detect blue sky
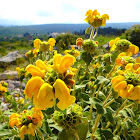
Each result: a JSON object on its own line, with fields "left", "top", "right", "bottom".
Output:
{"left": 0, "top": 0, "right": 140, "bottom": 25}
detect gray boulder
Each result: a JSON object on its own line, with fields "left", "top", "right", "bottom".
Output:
{"left": 0, "top": 70, "right": 18, "bottom": 80}
{"left": 0, "top": 51, "right": 25, "bottom": 68}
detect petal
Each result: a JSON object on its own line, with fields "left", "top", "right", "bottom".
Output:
{"left": 102, "top": 14, "right": 109, "bottom": 20}
{"left": 134, "top": 45, "right": 139, "bottom": 55}
{"left": 9, "top": 118, "right": 19, "bottom": 128}
{"left": 115, "top": 37, "right": 120, "bottom": 42}
{"left": 118, "top": 52, "right": 126, "bottom": 57}
{"left": 126, "top": 84, "right": 134, "bottom": 97}
{"left": 36, "top": 83, "right": 54, "bottom": 108}
{"left": 118, "top": 89, "right": 128, "bottom": 99}
{"left": 85, "top": 9, "right": 93, "bottom": 16}
{"left": 114, "top": 81, "right": 127, "bottom": 92}
{"left": 53, "top": 54, "right": 62, "bottom": 70}
{"left": 24, "top": 77, "right": 44, "bottom": 99}
{"left": 135, "top": 67, "right": 140, "bottom": 74}
{"left": 35, "top": 59, "right": 48, "bottom": 72}
{"left": 48, "top": 38, "right": 56, "bottom": 46}
{"left": 9, "top": 113, "right": 19, "bottom": 120}
{"left": 111, "top": 75, "right": 125, "bottom": 89}
{"left": 125, "top": 63, "right": 133, "bottom": 71}
{"left": 127, "top": 45, "right": 135, "bottom": 56}
{"left": 19, "top": 125, "right": 27, "bottom": 139}
{"left": 128, "top": 86, "right": 140, "bottom": 100}
{"left": 110, "top": 44, "right": 116, "bottom": 52}
{"left": 136, "top": 57, "right": 140, "bottom": 63}
{"left": 34, "top": 39, "right": 41, "bottom": 49}
{"left": 133, "top": 63, "right": 140, "bottom": 71}
{"left": 58, "top": 54, "right": 76, "bottom": 74}
{"left": 92, "top": 9, "right": 98, "bottom": 16}
{"left": 109, "top": 40, "right": 115, "bottom": 47}
{"left": 116, "top": 58, "right": 121, "bottom": 65}
{"left": 53, "top": 79, "right": 76, "bottom": 110}
{"left": 26, "top": 65, "right": 45, "bottom": 78}
{"left": 28, "top": 123, "right": 36, "bottom": 136}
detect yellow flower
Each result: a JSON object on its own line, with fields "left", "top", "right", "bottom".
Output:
{"left": 24, "top": 77, "right": 76, "bottom": 110}
{"left": 111, "top": 72, "right": 140, "bottom": 101}
{"left": 0, "top": 84, "right": 7, "bottom": 97}
{"left": 115, "top": 52, "right": 136, "bottom": 67}
{"left": 84, "top": 9, "right": 109, "bottom": 27}
{"left": 136, "top": 57, "right": 140, "bottom": 63}
{"left": 48, "top": 38, "right": 56, "bottom": 51}
{"left": 25, "top": 49, "right": 39, "bottom": 58}
{"left": 34, "top": 39, "right": 41, "bottom": 49}
{"left": 109, "top": 38, "right": 139, "bottom": 56}
{"left": 125, "top": 63, "right": 140, "bottom": 74}
{"left": 109, "top": 37, "right": 120, "bottom": 51}
{"left": 76, "top": 38, "right": 83, "bottom": 49}
{"left": 26, "top": 59, "right": 48, "bottom": 78}
{"left": 53, "top": 54, "right": 76, "bottom": 74}
{"left": 64, "top": 49, "right": 80, "bottom": 58}
{"left": 9, "top": 108, "right": 43, "bottom": 139}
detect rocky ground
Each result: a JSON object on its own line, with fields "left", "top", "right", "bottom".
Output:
{"left": 0, "top": 51, "right": 26, "bottom": 111}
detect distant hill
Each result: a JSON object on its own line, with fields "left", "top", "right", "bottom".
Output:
{"left": 0, "top": 22, "right": 140, "bottom": 36}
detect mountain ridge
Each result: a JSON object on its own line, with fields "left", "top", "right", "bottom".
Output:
{"left": 0, "top": 22, "right": 139, "bottom": 36}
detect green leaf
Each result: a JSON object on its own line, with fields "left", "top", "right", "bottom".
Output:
{"left": 110, "top": 101, "right": 120, "bottom": 110}
{"left": 44, "top": 121, "right": 52, "bottom": 134}
{"left": 85, "top": 26, "right": 91, "bottom": 34}
{"left": 125, "top": 134, "right": 134, "bottom": 140}
{"left": 58, "top": 129, "right": 75, "bottom": 140}
{"left": 100, "top": 129, "right": 113, "bottom": 139}
{"left": 75, "top": 84, "right": 86, "bottom": 90}
{"left": 49, "top": 124, "right": 63, "bottom": 132}
{"left": 42, "top": 107, "right": 54, "bottom": 115}
{"left": 95, "top": 103, "right": 106, "bottom": 114}
{"left": 98, "top": 91, "right": 106, "bottom": 101}
{"left": 79, "top": 93, "right": 90, "bottom": 101}
{"left": 76, "top": 117, "right": 88, "bottom": 140}
{"left": 104, "top": 108, "right": 114, "bottom": 123}
{"left": 81, "top": 51, "right": 92, "bottom": 66}
{"left": 0, "top": 129, "right": 12, "bottom": 136}
{"left": 113, "top": 135, "right": 121, "bottom": 140}
{"left": 94, "top": 76, "right": 110, "bottom": 85}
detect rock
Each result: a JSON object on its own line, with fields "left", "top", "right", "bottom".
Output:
{"left": 0, "top": 51, "right": 25, "bottom": 68}
{"left": 0, "top": 70, "right": 18, "bottom": 80}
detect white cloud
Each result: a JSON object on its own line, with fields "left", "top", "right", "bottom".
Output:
{"left": 0, "top": 0, "right": 140, "bottom": 25}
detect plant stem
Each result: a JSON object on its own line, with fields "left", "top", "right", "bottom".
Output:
{"left": 103, "top": 87, "right": 113, "bottom": 106}
{"left": 92, "top": 88, "right": 113, "bottom": 134}
{"left": 90, "top": 27, "right": 95, "bottom": 40}
{"left": 96, "top": 82, "right": 104, "bottom": 98}
{"left": 74, "top": 132, "right": 80, "bottom": 140}
{"left": 72, "top": 61, "right": 83, "bottom": 96}
{"left": 92, "top": 114, "right": 101, "bottom": 134}
{"left": 104, "top": 99, "right": 115, "bottom": 109}
{"left": 93, "top": 28, "right": 98, "bottom": 40}
{"left": 106, "top": 63, "right": 116, "bottom": 79}
{"left": 105, "top": 99, "right": 128, "bottom": 129}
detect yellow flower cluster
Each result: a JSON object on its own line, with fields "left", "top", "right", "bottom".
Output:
{"left": 9, "top": 108, "right": 44, "bottom": 139}
{"left": 116, "top": 52, "right": 136, "bottom": 67}
{"left": 53, "top": 104, "right": 83, "bottom": 130}
{"left": 109, "top": 38, "right": 139, "bottom": 56}
{"left": 112, "top": 55, "right": 140, "bottom": 102}
{"left": 24, "top": 54, "right": 76, "bottom": 110}
{"left": 0, "top": 82, "right": 8, "bottom": 97}
{"left": 84, "top": 9, "right": 109, "bottom": 27}
{"left": 25, "top": 49, "right": 39, "bottom": 59}
{"left": 82, "top": 39, "right": 98, "bottom": 53}
{"left": 34, "top": 38, "right": 56, "bottom": 52}
{"left": 64, "top": 46, "right": 80, "bottom": 57}
{"left": 16, "top": 67, "right": 29, "bottom": 81}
